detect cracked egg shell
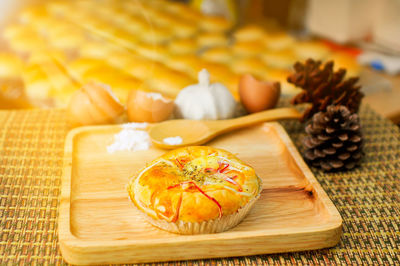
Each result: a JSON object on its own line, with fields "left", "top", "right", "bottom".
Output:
{"left": 239, "top": 74, "right": 281, "bottom": 113}
{"left": 67, "top": 82, "right": 125, "bottom": 127}
{"left": 127, "top": 90, "right": 174, "bottom": 123}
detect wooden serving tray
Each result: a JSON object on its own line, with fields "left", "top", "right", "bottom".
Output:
{"left": 60, "top": 122, "right": 342, "bottom": 265}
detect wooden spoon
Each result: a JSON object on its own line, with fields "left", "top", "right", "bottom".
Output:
{"left": 149, "top": 107, "right": 302, "bottom": 149}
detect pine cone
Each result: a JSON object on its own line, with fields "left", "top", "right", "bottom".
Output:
{"left": 288, "top": 59, "right": 364, "bottom": 121}
{"left": 303, "top": 105, "right": 362, "bottom": 171}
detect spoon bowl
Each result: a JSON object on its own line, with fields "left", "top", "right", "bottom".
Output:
{"left": 150, "top": 119, "right": 212, "bottom": 149}
{"left": 149, "top": 107, "right": 302, "bottom": 149}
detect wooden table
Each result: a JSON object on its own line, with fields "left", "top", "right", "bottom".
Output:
{"left": 362, "top": 69, "right": 400, "bottom": 124}
{"left": 0, "top": 106, "right": 399, "bottom": 265}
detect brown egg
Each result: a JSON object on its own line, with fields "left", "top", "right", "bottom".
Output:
{"left": 127, "top": 90, "right": 174, "bottom": 123}
{"left": 239, "top": 74, "right": 281, "bottom": 113}
{"left": 67, "top": 82, "right": 125, "bottom": 127}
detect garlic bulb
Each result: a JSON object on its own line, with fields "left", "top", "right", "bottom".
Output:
{"left": 174, "top": 69, "right": 236, "bottom": 120}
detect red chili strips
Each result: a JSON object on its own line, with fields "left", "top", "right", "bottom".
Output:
{"left": 167, "top": 181, "right": 222, "bottom": 218}
{"left": 175, "top": 158, "right": 183, "bottom": 169}
{"left": 224, "top": 177, "right": 243, "bottom": 192}
{"left": 190, "top": 181, "right": 223, "bottom": 218}
{"left": 219, "top": 163, "right": 229, "bottom": 173}
{"left": 204, "top": 168, "right": 217, "bottom": 173}
{"left": 155, "top": 193, "right": 183, "bottom": 223}
{"left": 171, "top": 193, "right": 183, "bottom": 223}
{"left": 205, "top": 162, "right": 230, "bottom": 174}
{"left": 217, "top": 161, "right": 230, "bottom": 173}
{"left": 167, "top": 181, "right": 190, "bottom": 190}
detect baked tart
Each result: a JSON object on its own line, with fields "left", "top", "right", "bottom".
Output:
{"left": 127, "top": 146, "right": 262, "bottom": 234}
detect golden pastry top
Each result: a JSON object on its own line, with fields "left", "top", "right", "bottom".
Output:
{"left": 139, "top": 26, "right": 173, "bottom": 44}
{"left": 168, "top": 38, "right": 198, "bottom": 55}
{"left": 231, "top": 41, "right": 267, "bottom": 57}
{"left": 128, "top": 146, "right": 261, "bottom": 223}
{"left": 0, "top": 53, "right": 23, "bottom": 77}
{"left": 200, "top": 16, "right": 232, "bottom": 33}
{"left": 201, "top": 47, "right": 233, "bottom": 64}
{"left": 261, "top": 49, "right": 297, "bottom": 70}
{"left": 18, "top": 6, "right": 48, "bottom": 24}
{"left": 0, "top": 0, "right": 359, "bottom": 108}
{"left": 134, "top": 43, "right": 170, "bottom": 62}
{"left": 196, "top": 32, "right": 229, "bottom": 48}
{"left": 231, "top": 57, "right": 271, "bottom": 79}
{"left": 293, "top": 41, "right": 331, "bottom": 61}
{"left": 233, "top": 25, "right": 267, "bottom": 42}
{"left": 263, "top": 32, "right": 295, "bottom": 51}
{"left": 169, "top": 20, "right": 198, "bottom": 39}
{"left": 163, "top": 54, "right": 200, "bottom": 76}
{"left": 146, "top": 67, "right": 195, "bottom": 98}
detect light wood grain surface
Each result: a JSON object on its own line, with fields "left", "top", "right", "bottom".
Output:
{"left": 59, "top": 122, "right": 342, "bottom": 265}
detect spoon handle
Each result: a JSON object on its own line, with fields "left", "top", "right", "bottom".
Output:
{"left": 214, "top": 108, "right": 302, "bottom": 133}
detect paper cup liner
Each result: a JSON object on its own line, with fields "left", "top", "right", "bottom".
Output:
{"left": 137, "top": 192, "right": 261, "bottom": 235}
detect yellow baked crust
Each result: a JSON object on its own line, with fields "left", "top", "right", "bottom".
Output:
{"left": 128, "top": 146, "right": 261, "bottom": 223}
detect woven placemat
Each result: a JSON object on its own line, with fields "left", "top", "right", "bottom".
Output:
{"left": 0, "top": 105, "right": 399, "bottom": 265}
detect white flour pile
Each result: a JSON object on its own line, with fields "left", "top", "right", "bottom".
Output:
{"left": 121, "top": 122, "right": 148, "bottom": 129}
{"left": 107, "top": 123, "right": 151, "bottom": 153}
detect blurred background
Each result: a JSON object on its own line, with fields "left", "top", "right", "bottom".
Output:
{"left": 0, "top": 0, "right": 399, "bottom": 123}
